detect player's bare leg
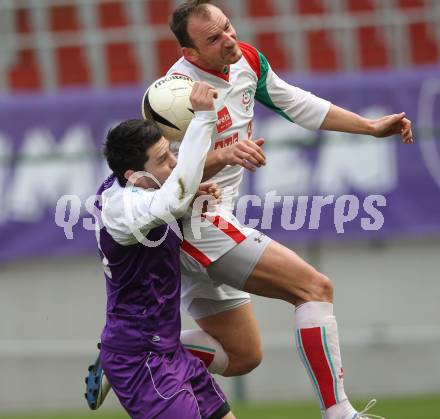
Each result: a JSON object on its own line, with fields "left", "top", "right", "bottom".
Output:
{"left": 242, "top": 239, "right": 374, "bottom": 419}
{"left": 195, "top": 302, "right": 262, "bottom": 377}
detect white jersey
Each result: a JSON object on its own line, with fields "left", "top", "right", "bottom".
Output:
{"left": 100, "top": 111, "right": 216, "bottom": 245}
{"left": 167, "top": 42, "right": 331, "bottom": 266}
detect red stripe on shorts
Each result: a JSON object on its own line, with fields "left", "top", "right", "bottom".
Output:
{"left": 300, "top": 327, "right": 337, "bottom": 409}
{"left": 203, "top": 214, "right": 246, "bottom": 244}
{"left": 181, "top": 240, "right": 212, "bottom": 267}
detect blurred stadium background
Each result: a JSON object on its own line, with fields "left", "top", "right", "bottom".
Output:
{"left": 0, "top": 0, "right": 439, "bottom": 417}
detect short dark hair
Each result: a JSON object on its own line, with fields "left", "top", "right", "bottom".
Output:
{"left": 104, "top": 119, "right": 163, "bottom": 186}
{"left": 170, "top": 0, "right": 218, "bottom": 48}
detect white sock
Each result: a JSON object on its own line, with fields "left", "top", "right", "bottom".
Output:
{"left": 180, "top": 329, "right": 229, "bottom": 375}
{"left": 295, "top": 302, "right": 356, "bottom": 419}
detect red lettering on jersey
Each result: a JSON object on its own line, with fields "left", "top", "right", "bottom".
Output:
{"left": 171, "top": 72, "right": 193, "bottom": 81}
{"left": 247, "top": 121, "right": 253, "bottom": 139}
{"left": 216, "top": 107, "right": 233, "bottom": 133}
{"left": 214, "top": 140, "right": 224, "bottom": 150}
{"left": 214, "top": 133, "right": 239, "bottom": 150}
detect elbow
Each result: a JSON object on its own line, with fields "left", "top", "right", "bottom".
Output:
{"left": 172, "top": 196, "right": 194, "bottom": 220}
{"left": 173, "top": 206, "right": 188, "bottom": 220}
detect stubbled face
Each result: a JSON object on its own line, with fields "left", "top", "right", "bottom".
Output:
{"left": 185, "top": 5, "right": 242, "bottom": 71}
{"left": 128, "top": 137, "right": 177, "bottom": 189}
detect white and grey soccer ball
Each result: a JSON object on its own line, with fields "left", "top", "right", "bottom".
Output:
{"left": 141, "top": 74, "right": 195, "bottom": 141}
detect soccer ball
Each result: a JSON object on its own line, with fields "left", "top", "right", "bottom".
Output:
{"left": 141, "top": 74, "right": 195, "bottom": 141}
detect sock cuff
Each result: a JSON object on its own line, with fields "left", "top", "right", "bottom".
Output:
{"left": 180, "top": 329, "right": 229, "bottom": 375}
{"left": 295, "top": 301, "right": 334, "bottom": 328}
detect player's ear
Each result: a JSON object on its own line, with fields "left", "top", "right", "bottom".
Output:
{"left": 182, "top": 46, "right": 198, "bottom": 62}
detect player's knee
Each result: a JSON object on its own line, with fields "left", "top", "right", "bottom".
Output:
{"left": 245, "top": 345, "right": 263, "bottom": 372}
{"left": 308, "top": 272, "right": 333, "bottom": 302}
{"left": 237, "top": 349, "right": 262, "bottom": 375}
{"left": 320, "top": 273, "right": 333, "bottom": 301}
{"left": 225, "top": 345, "right": 262, "bottom": 376}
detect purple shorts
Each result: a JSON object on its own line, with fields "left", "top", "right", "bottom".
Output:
{"left": 101, "top": 344, "right": 229, "bottom": 419}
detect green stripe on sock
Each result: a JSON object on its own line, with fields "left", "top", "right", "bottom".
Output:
{"left": 183, "top": 343, "right": 216, "bottom": 354}
{"left": 322, "top": 326, "right": 340, "bottom": 404}
{"left": 296, "top": 329, "right": 325, "bottom": 409}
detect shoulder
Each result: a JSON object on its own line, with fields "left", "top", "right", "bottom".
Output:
{"left": 101, "top": 182, "right": 125, "bottom": 222}
{"left": 101, "top": 184, "right": 155, "bottom": 241}
{"left": 167, "top": 57, "right": 197, "bottom": 79}
{"left": 238, "top": 41, "right": 262, "bottom": 79}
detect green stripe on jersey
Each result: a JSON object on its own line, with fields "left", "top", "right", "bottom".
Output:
{"left": 255, "top": 51, "right": 293, "bottom": 123}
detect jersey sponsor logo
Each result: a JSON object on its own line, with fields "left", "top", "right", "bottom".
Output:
{"left": 242, "top": 88, "right": 254, "bottom": 112}
{"left": 216, "top": 106, "right": 233, "bottom": 133}
{"left": 214, "top": 133, "right": 239, "bottom": 150}
{"left": 155, "top": 73, "right": 193, "bottom": 88}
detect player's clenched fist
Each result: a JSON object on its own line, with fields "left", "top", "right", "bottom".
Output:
{"left": 192, "top": 182, "right": 222, "bottom": 214}
{"left": 190, "top": 81, "right": 219, "bottom": 112}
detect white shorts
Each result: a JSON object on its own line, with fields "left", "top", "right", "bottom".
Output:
{"left": 180, "top": 230, "right": 271, "bottom": 320}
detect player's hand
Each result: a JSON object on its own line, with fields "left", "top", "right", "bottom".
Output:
{"left": 191, "top": 183, "right": 221, "bottom": 213}
{"left": 220, "top": 138, "right": 266, "bottom": 172}
{"left": 198, "top": 182, "right": 221, "bottom": 201}
{"left": 190, "top": 81, "right": 219, "bottom": 112}
{"left": 370, "top": 112, "right": 413, "bottom": 144}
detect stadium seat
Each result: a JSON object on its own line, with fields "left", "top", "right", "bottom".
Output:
{"left": 356, "top": 26, "right": 389, "bottom": 69}
{"left": 156, "top": 39, "right": 181, "bottom": 78}
{"left": 297, "top": 0, "right": 326, "bottom": 15}
{"left": 54, "top": 46, "right": 90, "bottom": 87}
{"left": 397, "top": 0, "right": 439, "bottom": 64}
{"left": 8, "top": 49, "right": 41, "bottom": 91}
{"left": 346, "top": 0, "right": 376, "bottom": 13}
{"left": 406, "top": 22, "right": 439, "bottom": 65}
{"left": 147, "top": 0, "right": 173, "bottom": 24}
{"left": 97, "top": 2, "right": 140, "bottom": 85}
{"left": 246, "top": 0, "right": 289, "bottom": 71}
{"left": 295, "top": 1, "right": 338, "bottom": 71}
{"left": 49, "top": 4, "right": 79, "bottom": 31}
{"left": 306, "top": 30, "right": 338, "bottom": 71}
{"left": 247, "top": 0, "right": 276, "bottom": 17}
{"left": 15, "top": 6, "right": 32, "bottom": 33}
{"left": 8, "top": 8, "right": 41, "bottom": 90}
{"left": 97, "top": 1, "right": 128, "bottom": 28}
{"left": 255, "top": 33, "right": 290, "bottom": 72}
{"left": 145, "top": 0, "right": 181, "bottom": 77}
{"left": 346, "top": 0, "right": 389, "bottom": 69}
{"left": 397, "top": 0, "right": 426, "bottom": 9}
{"left": 105, "top": 43, "right": 140, "bottom": 86}
{"left": 49, "top": 5, "right": 90, "bottom": 87}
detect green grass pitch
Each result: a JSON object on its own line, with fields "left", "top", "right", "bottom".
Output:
{"left": 0, "top": 396, "right": 439, "bottom": 419}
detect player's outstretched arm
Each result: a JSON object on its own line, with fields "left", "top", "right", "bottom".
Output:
{"left": 320, "top": 104, "right": 413, "bottom": 144}
{"left": 250, "top": 45, "right": 413, "bottom": 144}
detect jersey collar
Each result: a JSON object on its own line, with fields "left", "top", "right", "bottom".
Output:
{"left": 187, "top": 59, "right": 230, "bottom": 82}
